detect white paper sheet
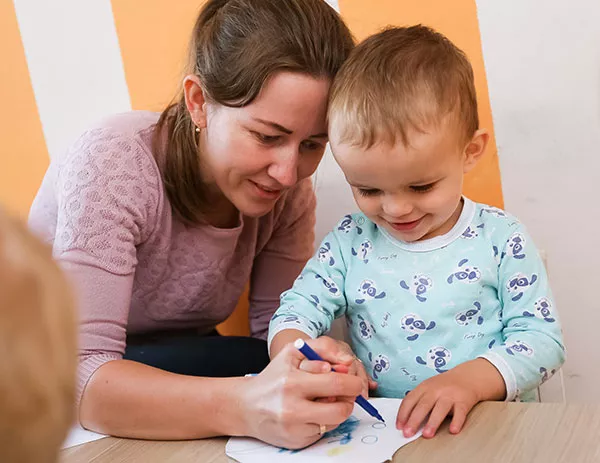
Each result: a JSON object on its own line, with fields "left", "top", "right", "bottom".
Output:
{"left": 61, "top": 424, "right": 107, "bottom": 449}
{"left": 226, "top": 398, "right": 421, "bottom": 463}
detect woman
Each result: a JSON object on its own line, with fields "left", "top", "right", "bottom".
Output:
{"left": 29, "top": 0, "right": 363, "bottom": 450}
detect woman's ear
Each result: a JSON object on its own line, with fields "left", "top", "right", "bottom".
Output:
{"left": 463, "top": 129, "right": 490, "bottom": 174}
{"left": 183, "top": 74, "right": 208, "bottom": 129}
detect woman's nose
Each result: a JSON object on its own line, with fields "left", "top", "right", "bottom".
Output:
{"left": 268, "top": 148, "right": 299, "bottom": 187}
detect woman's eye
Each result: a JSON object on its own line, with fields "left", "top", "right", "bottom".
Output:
{"left": 410, "top": 183, "right": 435, "bottom": 193}
{"left": 358, "top": 188, "right": 381, "bottom": 197}
{"left": 253, "top": 132, "right": 280, "bottom": 144}
{"left": 301, "top": 140, "right": 324, "bottom": 151}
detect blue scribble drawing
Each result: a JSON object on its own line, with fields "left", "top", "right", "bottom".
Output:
{"left": 278, "top": 447, "right": 302, "bottom": 454}
{"left": 323, "top": 415, "right": 360, "bottom": 445}
{"left": 276, "top": 417, "right": 360, "bottom": 454}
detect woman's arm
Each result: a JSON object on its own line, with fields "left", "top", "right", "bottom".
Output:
{"left": 80, "top": 360, "right": 249, "bottom": 439}
{"left": 81, "top": 343, "right": 364, "bottom": 448}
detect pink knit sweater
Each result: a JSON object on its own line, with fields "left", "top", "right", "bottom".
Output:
{"left": 29, "top": 111, "right": 316, "bottom": 404}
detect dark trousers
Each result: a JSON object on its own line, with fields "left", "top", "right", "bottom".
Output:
{"left": 123, "top": 329, "right": 269, "bottom": 377}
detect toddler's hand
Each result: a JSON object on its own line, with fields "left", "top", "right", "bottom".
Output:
{"left": 396, "top": 358, "right": 505, "bottom": 439}
{"left": 298, "top": 336, "right": 377, "bottom": 398}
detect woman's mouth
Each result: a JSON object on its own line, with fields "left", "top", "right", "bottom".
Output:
{"left": 251, "top": 181, "right": 282, "bottom": 200}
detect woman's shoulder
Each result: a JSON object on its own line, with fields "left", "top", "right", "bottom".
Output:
{"left": 49, "top": 111, "right": 166, "bottom": 249}
{"left": 58, "top": 111, "right": 163, "bottom": 187}
{"left": 90, "top": 111, "right": 160, "bottom": 138}
{"left": 64, "top": 111, "right": 160, "bottom": 158}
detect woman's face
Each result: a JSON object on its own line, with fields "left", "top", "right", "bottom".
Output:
{"left": 196, "top": 72, "right": 330, "bottom": 219}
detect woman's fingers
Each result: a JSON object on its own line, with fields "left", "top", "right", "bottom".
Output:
{"left": 292, "top": 399, "right": 355, "bottom": 430}
{"left": 296, "top": 370, "right": 363, "bottom": 399}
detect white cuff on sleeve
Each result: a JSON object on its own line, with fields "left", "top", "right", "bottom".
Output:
{"left": 478, "top": 352, "right": 518, "bottom": 401}
{"left": 267, "top": 323, "right": 315, "bottom": 358}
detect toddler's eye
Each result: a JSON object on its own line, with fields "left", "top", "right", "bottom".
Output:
{"left": 357, "top": 188, "right": 381, "bottom": 197}
{"left": 410, "top": 183, "right": 435, "bottom": 193}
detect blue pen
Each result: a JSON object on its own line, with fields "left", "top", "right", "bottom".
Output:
{"left": 294, "top": 339, "right": 385, "bottom": 423}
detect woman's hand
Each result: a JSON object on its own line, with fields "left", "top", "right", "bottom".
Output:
{"left": 239, "top": 341, "right": 364, "bottom": 449}
{"left": 296, "top": 336, "right": 377, "bottom": 398}
{"left": 396, "top": 358, "right": 506, "bottom": 439}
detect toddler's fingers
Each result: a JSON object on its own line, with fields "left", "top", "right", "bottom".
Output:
{"left": 352, "top": 360, "right": 371, "bottom": 398}
{"left": 449, "top": 403, "right": 469, "bottom": 434}
{"left": 403, "top": 397, "right": 434, "bottom": 438}
{"left": 423, "top": 399, "right": 453, "bottom": 438}
{"left": 396, "top": 390, "right": 420, "bottom": 428}
{"left": 331, "top": 363, "right": 350, "bottom": 374}
{"left": 299, "top": 359, "right": 331, "bottom": 374}
{"left": 307, "top": 337, "right": 354, "bottom": 365}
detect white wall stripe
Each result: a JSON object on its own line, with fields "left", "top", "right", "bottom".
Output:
{"left": 13, "top": 0, "right": 131, "bottom": 159}
{"left": 325, "top": 0, "right": 340, "bottom": 13}
{"left": 476, "top": 0, "right": 600, "bottom": 402}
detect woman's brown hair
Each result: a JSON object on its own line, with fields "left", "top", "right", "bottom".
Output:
{"left": 154, "top": 0, "right": 354, "bottom": 224}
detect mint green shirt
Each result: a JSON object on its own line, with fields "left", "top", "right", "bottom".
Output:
{"left": 268, "top": 198, "right": 565, "bottom": 400}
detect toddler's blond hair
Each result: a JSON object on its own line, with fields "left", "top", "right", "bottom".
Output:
{"left": 329, "top": 25, "right": 479, "bottom": 149}
{"left": 0, "top": 210, "right": 76, "bottom": 463}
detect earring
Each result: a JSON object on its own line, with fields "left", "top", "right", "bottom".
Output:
{"left": 195, "top": 126, "right": 200, "bottom": 133}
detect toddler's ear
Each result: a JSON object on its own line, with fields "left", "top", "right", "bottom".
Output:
{"left": 463, "top": 129, "right": 489, "bottom": 173}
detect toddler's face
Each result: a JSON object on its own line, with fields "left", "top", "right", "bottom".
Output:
{"left": 331, "top": 122, "right": 486, "bottom": 242}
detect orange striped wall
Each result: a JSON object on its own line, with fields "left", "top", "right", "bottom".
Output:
{"left": 113, "top": 0, "right": 504, "bottom": 336}
{"left": 339, "top": 0, "right": 503, "bottom": 208}
{"left": 0, "top": 0, "right": 49, "bottom": 219}
{"left": 111, "top": 1, "right": 204, "bottom": 111}
{"left": 3, "top": 0, "right": 503, "bottom": 335}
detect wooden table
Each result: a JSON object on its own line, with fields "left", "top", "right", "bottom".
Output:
{"left": 61, "top": 401, "right": 600, "bottom": 462}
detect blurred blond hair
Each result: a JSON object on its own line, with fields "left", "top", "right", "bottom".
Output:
{"left": 0, "top": 209, "right": 77, "bottom": 463}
